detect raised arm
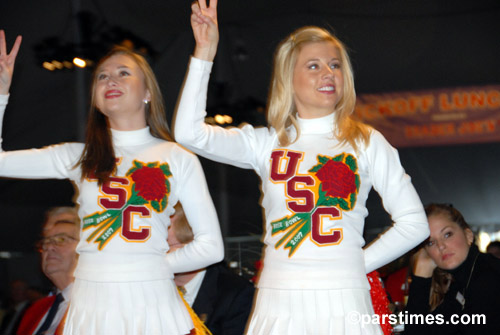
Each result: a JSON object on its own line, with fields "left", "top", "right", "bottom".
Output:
{"left": 191, "top": 0, "right": 219, "bottom": 62}
{"left": 0, "top": 30, "right": 22, "bottom": 149}
{"left": 0, "top": 30, "right": 22, "bottom": 95}
{"left": 175, "top": 0, "right": 268, "bottom": 170}
{"left": 0, "top": 30, "right": 81, "bottom": 180}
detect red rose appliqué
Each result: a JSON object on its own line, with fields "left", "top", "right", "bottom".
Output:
{"left": 131, "top": 166, "right": 167, "bottom": 202}
{"left": 315, "top": 160, "right": 356, "bottom": 199}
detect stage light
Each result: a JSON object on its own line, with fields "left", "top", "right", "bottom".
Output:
{"left": 214, "top": 114, "right": 225, "bottom": 124}
{"left": 52, "top": 60, "right": 63, "bottom": 70}
{"left": 478, "top": 231, "right": 491, "bottom": 252}
{"left": 73, "top": 57, "right": 86, "bottom": 68}
{"left": 42, "top": 61, "right": 56, "bottom": 71}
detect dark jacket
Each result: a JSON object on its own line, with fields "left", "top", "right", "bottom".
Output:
{"left": 192, "top": 262, "right": 255, "bottom": 335}
{"left": 404, "top": 244, "right": 500, "bottom": 334}
{"left": 0, "top": 301, "right": 31, "bottom": 335}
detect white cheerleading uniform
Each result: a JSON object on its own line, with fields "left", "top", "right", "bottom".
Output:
{"left": 174, "top": 57, "right": 430, "bottom": 334}
{"left": 0, "top": 94, "right": 224, "bottom": 335}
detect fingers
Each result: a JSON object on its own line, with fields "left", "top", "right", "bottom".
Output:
{"left": 198, "top": 0, "right": 218, "bottom": 9}
{"left": 191, "top": 2, "right": 215, "bottom": 26}
{"left": 191, "top": 1, "right": 203, "bottom": 20}
{"left": 0, "top": 30, "right": 6, "bottom": 56}
{"left": 191, "top": 6, "right": 205, "bottom": 25}
{"left": 9, "top": 36, "right": 22, "bottom": 61}
{"left": 192, "top": 1, "right": 201, "bottom": 12}
{"left": 191, "top": 2, "right": 201, "bottom": 16}
{"left": 0, "top": 30, "right": 22, "bottom": 60}
{"left": 197, "top": 0, "right": 206, "bottom": 9}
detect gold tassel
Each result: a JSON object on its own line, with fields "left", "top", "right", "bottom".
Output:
{"left": 178, "top": 287, "right": 213, "bottom": 335}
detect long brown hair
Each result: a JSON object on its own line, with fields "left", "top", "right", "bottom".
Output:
{"left": 267, "top": 26, "right": 370, "bottom": 151}
{"left": 78, "top": 46, "right": 172, "bottom": 185}
{"left": 425, "top": 203, "right": 473, "bottom": 311}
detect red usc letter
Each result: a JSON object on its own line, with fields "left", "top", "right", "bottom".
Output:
{"left": 270, "top": 150, "right": 303, "bottom": 182}
{"left": 121, "top": 205, "right": 151, "bottom": 241}
{"left": 287, "top": 176, "right": 315, "bottom": 213}
{"left": 100, "top": 177, "right": 129, "bottom": 209}
{"left": 311, "top": 207, "right": 342, "bottom": 245}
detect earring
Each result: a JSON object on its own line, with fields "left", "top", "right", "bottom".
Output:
{"left": 144, "top": 99, "right": 150, "bottom": 104}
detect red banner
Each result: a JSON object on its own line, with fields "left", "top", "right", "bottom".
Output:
{"left": 355, "top": 85, "right": 500, "bottom": 147}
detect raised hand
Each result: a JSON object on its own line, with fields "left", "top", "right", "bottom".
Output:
{"left": 191, "top": 0, "right": 218, "bottom": 61}
{"left": 0, "top": 30, "right": 22, "bottom": 95}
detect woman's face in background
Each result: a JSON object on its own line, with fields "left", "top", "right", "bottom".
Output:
{"left": 425, "top": 214, "right": 474, "bottom": 270}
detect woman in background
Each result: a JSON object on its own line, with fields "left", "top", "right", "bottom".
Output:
{"left": 405, "top": 203, "right": 500, "bottom": 334}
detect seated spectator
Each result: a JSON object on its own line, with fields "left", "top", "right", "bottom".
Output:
{"left": 486, "top": 240, "right": 500, "bottom": 259}
{"left": 404, "top": 203, "right": 500, "bottom": 335}
{"left": 168, "top": 203, "right": 255, "bottom": 335}
{"left": 0, "top": 280, "right": 31, "bottom": 335}
{"left": 17, "top": 207, "right": 79, "bottom": 335}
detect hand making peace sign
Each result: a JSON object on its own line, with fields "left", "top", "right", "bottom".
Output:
{"left": 191, "top": 0, "right": 219, "bottom": 61}
{"left": 0, "top": 30, "right": 22, "bottom": 95}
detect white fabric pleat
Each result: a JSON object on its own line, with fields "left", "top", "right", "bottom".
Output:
{"left": 246, "top": 288, "right": 383, "bottom": 335}
{"left": 63, "top": 278, "right": 193, "bottom": 335}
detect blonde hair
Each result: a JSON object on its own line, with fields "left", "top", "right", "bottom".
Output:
{"left": 267, "top": 26, "right": 370, "bottom": 151}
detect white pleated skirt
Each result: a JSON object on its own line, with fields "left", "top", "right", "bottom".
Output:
{"left": 63, "top": 278, "right": 193, "bottom": 335}
{"left": 246, "top": 288, "right": 383, "bottom": 335}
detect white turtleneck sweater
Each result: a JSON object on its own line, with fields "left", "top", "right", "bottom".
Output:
{"left": 175, "top": 57, "right": 429, "bottom": 290}
{"left": 0, "top": 94, "right": 223, "bottom": 282}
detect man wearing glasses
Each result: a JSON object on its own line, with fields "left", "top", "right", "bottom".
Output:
{"left": 17, "top": 207, "right": 79, "bottom": 335}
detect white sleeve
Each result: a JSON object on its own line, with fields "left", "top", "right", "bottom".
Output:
{"left": 164, "top": 147, "right": 224, "bottom": 273}
{"left": 0, "top": 95, "right": 8, "bottom": 150}
{"left": 363, "top": 131, "right": 429, "bottom": 273}
{"left": 0, "top": 94, "right": 80, "bottom": 180}
{"left": 174, "top": 57, "right": 266, "bottom": 171}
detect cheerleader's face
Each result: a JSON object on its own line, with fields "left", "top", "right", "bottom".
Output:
{"left": 292, "top": 41, "right": 344, "bottom": 119}
{"left": 94, "top": 54, "right": 150, "bottom": 130}
{"left": 425, "top": 214, "right": 474, "bottom": 270}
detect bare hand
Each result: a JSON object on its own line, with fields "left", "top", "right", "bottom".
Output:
{"left": 0, "top": 30, "right": 22, "bottom": 95}
{"left": 411, "top": 247, "right": 437, "bottom": 278}
{"left": 191, "top": 0, "right": 218, "bottom": 61}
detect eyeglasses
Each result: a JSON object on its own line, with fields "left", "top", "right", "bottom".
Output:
{"left": 36, "top": 233, "right": 79, "bottom": 252}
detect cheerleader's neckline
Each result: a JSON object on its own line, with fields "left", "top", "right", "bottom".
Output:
{"left": 110, "top": 127, "right": 153, "bottom": 146}
{"left": 296, "top": 112, "right": 336, "bottom": 135}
